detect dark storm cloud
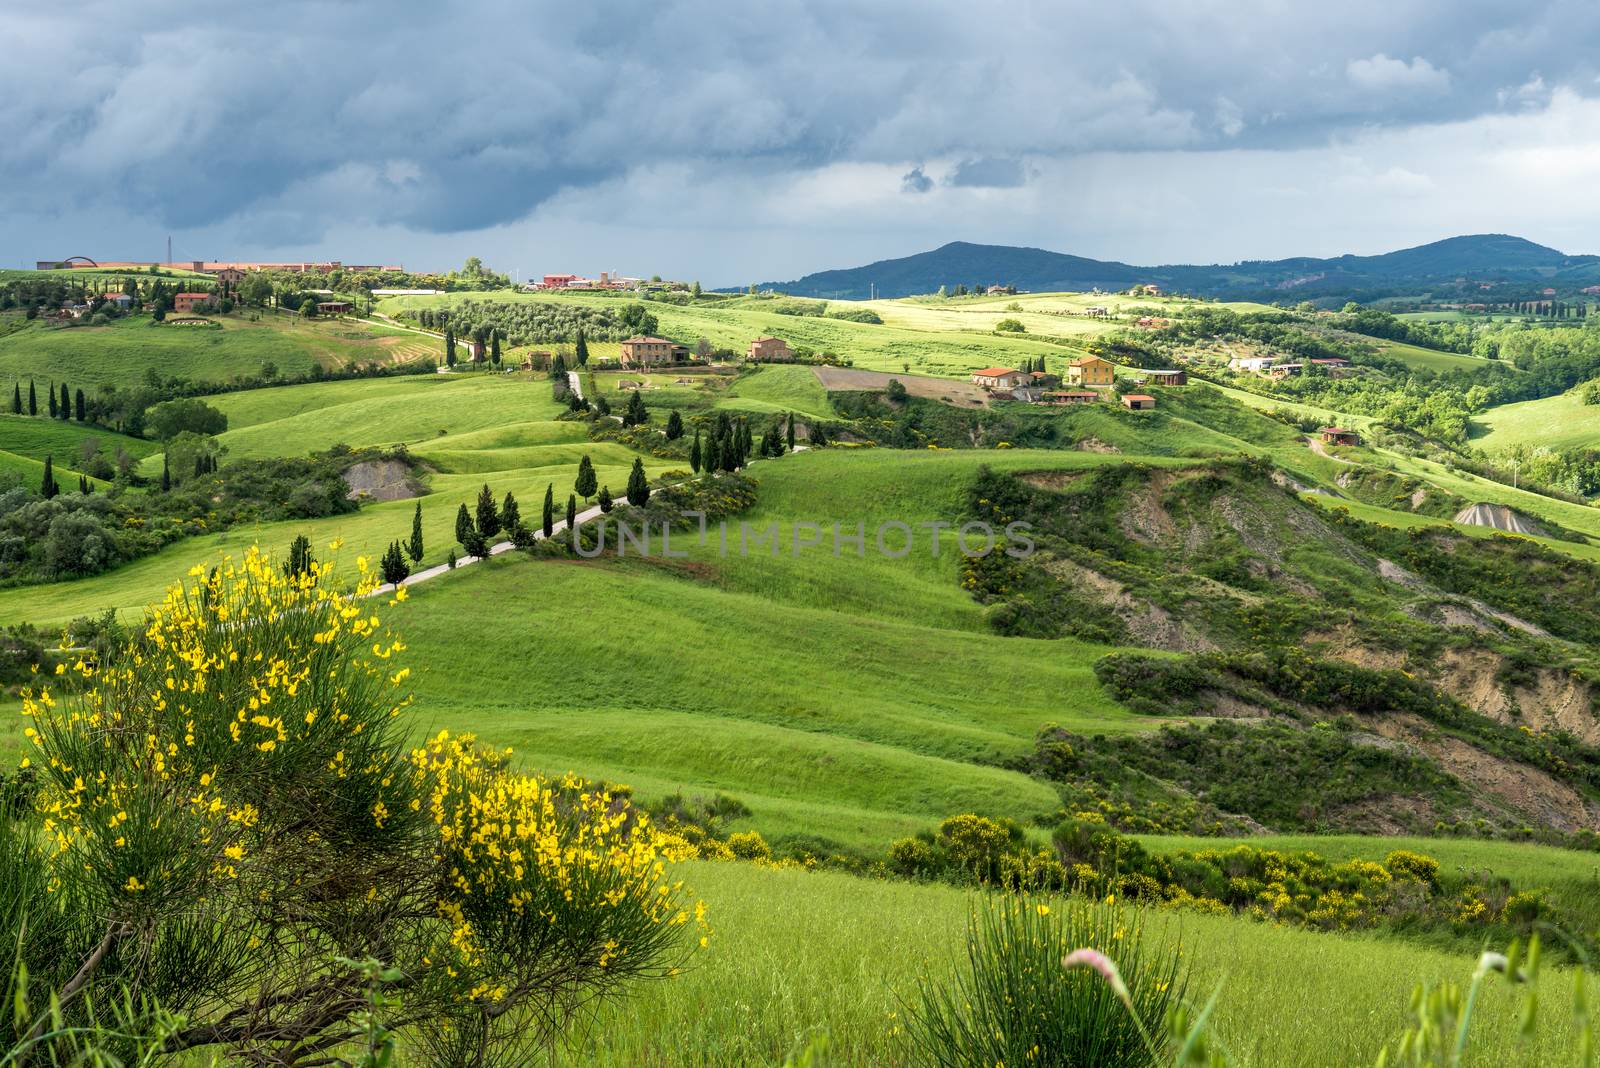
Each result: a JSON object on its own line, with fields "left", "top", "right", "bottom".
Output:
{"left": 4, "top": 0, "right": 1600, "bottom": 259}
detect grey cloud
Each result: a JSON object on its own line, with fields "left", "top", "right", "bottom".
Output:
{"left": 901, "top": 167, "right": 933, "bottom": 194}
{"left": 947, "top": 158, "right": 1027, "bottom": 189}
{"left": 4, "top": 0, "right": 1600, "bottom": 264}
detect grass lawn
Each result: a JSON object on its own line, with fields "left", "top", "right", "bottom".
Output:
{"left": 0, "top": 413, "right": 158, "bottom": 465}
{"left": 1371, "top": 338, "right": 1496, "bottom": 373}
{"left": 548, "top": 859, "right": 1593, "bottom": 1066}
{"left": 0, "top": 312, "right": 439, "bottom": 392}
{"left": 1474, "top": 386, "right": 1600, "bottom": 451}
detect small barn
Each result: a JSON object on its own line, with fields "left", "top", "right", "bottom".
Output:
{"left": 1320, "top": 427, "right": 1360, "bottom": 446}
{"left": 1140, "top": 369, "right": 1187, "bottom": 386}
{"left": 1120, "top": 394, "right": 1156, "bottom": 411}
{"left": 1044, "top": 391, "right": 1099, "bottom": 406}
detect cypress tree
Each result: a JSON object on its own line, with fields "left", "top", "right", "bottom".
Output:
{"left": 27, "top": 380, "right": 35, "bottom": 416}
{"left": 59, "top": 383, "right": 70, "bottom": 420}
{"left": 690, "top": 430, "right": 701, "bottom": 473}
{"left": 552, "top": 354, "right": 568, "bottom": 377}
{"left": 490, "top": 331, "right": 502, "bottom": 366}
{"left": 501, "top": 491, "right": 521, "bottom": 534}
{"left": 455, "top": 502, "right": 474, "bottom": 547}
{"left": 665, "top": 409, "right": 683, "bottom": 440}
{"left": 74, "top": 388, "right": 85, "bottom": 421}
{"left": 194, "top": 454, "right": 206, "bottom": 478}
{"left": 626, "top": 458, "right": 650, "bottom": 506}
{"left": 445, "top": 329, "right": 457, "bottom": 368}
{"left": 78, "top": 474, "right": 89, "bottom": 494}
{"left": 575, "top": 327, "right": 589, "bottom": 367}
{"left": 810, "top": 423, "right": 828, "bottom": 448}
{"left": 594, "top": 395, "right": 611, "bottom": 417}
{"left": 623, "top": 390, "right": 647, "bottom": 427}
{"left": 574, "top": 454, "right": 597, "bottom": 501}
{"left": 10, "top": 382, "right": 19, "bottom": 414}
{"left": 566, "top": 493, "right": 576, "bottom": 537}
{"left": 160, "top": 453, "right": 171, "bottom": 492}
{"left": 381, "top": 540, "right": 411, "bottom": 585}
{"left": 786, "top": 412, "right": 795, "bottom": 451}
{"left": 598, "top": 485, "right": 613, "bottom": 513}
{"left": 47, "top": 383, "right": 57, "bottom": 419}
{"left": 40, "top": 455, "right": 58, "bottom": 498}
{"left": 542, "top": 483, "right": 554, "bottom": 538}
{"left": 285, "top": 534, "right": 313, "bottom": 577}
{"left": 475, "top": 483, "right": 501, "bottom": 539}
{"left": 407, "top": 502, "right": 424, "bottom": 562}
{"left": 704, "top": 434, "right": 721, "bottom": 475}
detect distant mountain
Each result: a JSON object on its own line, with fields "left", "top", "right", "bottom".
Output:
{"left": 758, "top": 234, "right": 1600, "bottom": 301}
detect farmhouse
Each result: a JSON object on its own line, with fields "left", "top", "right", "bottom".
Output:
{"left": 1139, "top": 369, "right": 1187, "bottom": 386}
{"left": 1044, "top": 390, "right": 1099, "bottom": 406}
{"left": 620, "top": 336, "right": 687, "bottom": 368}
{"left": 1267, "top": 362, "right": 1304, "bottom": 378}
{"left": 172, "top": 292, "right": 210, "bottom": 314}
{"left": 98, "top": 293, "right": 132, "bottom": 309}
{"left": 747, "top": 336, "right": 793, "bottom": 361}
{"left": 1320, "top": 427, "right": 1360, "bottom": 446}
{"left": 1084, "top": 306, "right": 1110, "bottom": 318}
{"left": 212, "top": 267, "right": 246, "bottom": 284}
{"left": 1067, "top": 355, "right": 1115, "bottom": 387}
{"left": 1135, "top": 316, "right": 1169, "bottom": 329}
{"left": 1231, "top": 356, "right": 1275, "bottom": 373}
{"left": 970, "top": 367, "right": 1028, "bottom": 391}
{"left": 316, "top": 300, "right": 352, "bottom": 315}
{"left": 1121, "top": 394, "right": 1157, "bottom": 411}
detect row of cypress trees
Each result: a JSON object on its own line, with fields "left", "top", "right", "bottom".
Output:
{"left": 9, "top": 380, "right": 86, "bottom": 422}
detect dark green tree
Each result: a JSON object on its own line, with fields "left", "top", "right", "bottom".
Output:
{"left": 455, "top": 502, "right": 474, "bottom": 548}
{"left": 59, "top": 383, "right": 70, "bottom": 420}
{"left": 160, "top": 453, "right": 171, "bottom": 492}
{"left": 74, "top": 388, "right": 85, "bottom": 421}
{"left": 47, "top": 383, "right": 57, "bottom": 418}
{"left": 786, "top": 412, "right": 795, "bottom": 451}
{"left": 689, "top": 430, "right": 701, "bottom": 473}
{"left": 574, "top": 454, "right": 598, "bottom": 502}
{"left": 490, "top": 331, "right": 502, "bottom": 367}
{"left": 593, "top": 394, "right": 611, "bottom": 417}
{"left": 575, "top": 327, "right": 589, "bottom": 367}
{"left": 704, "top": 434, "right": 720, "bottom": 475}
{"left": 26, "top": 380, "right": 35, "bottom": 416}
{"left": 810, "top": 423, "right": 828, "bottom": 448}
{"left": 566, "top": 494, "right": 577, "bottom": 538}
{"left": 551, "top": 354, "right": 568, "bottom": 378}
{"left": 40, "top": 454, "right": 59, "bottom": 498}
{"left": 476, "top": 483, "right": 501, "bottom": 539}
{"left": 407, "top": 502, "right": 425, "bottom": 563}
{"left": 626, "top": 458, "right": 650, "bottom": 507}
{"left": 665, "top": 410, "right": 684, "bottom": 440}
{"left": 78, "top": 474, "right": 90, "bottom": 494}
{"left": 380, "top": 540, "right": 410, "bottom": 585}
{"left": 542, "top": 483, "right": 554, "bottom": 538}
{"left": 501, "top": 491, "right": 521, "bottom": 535}
{"left": 623, "top": 390, "right": 648, "bottom": 427}
{"left": 285, "top": 534, "right": 314, "bottom": 577}
{"left": 597, "top": 485, "right": 613, "bottom": 513}
{"left": 445, "top": 329, "right": 457, "bottom": 368}
{"left": 10, "top": 382, "right": 19, "bottom": 414}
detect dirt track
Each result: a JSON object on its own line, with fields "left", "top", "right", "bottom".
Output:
{"left": 810, "top": 366, "right": 990, "bottom": 407}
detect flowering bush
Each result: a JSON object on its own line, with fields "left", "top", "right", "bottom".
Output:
{"left": 7, "top": 546, "right": 704, "bottom": 1064}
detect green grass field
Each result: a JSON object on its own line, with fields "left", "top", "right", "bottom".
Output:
{"left": 551, "top": 859, "right": 1593, "bottom": 1066}
{"left": 0, "top": 311, "right": 440, "bottom": 391}
{"left": 1474, "top": 386, "right": 1600, "bottom": 451}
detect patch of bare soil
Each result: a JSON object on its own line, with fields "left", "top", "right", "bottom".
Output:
{"left": 1212, "top": 494, "right": 1280, "bottom": 561}
{"left": 1432, "top": 648, "right": 1599, "bottom": 745}
{"left": 342, "top": 460, "right": 418, "bottom": 502}
{"left": 1370, "top": 712, "right": 1600, "bottom": 830}
{"left": 1306, "top": 626, "right": 1408, "bottom": 671}
{"left": 1042, "top": 557, "right": 1218, "bottom": 653}
{"left": 1117, "top": 471, "right": 1180, "bottom": 548}
{"left": 1019, "top": 470, "right": 1091, "bottom": 491}
{"left": 1075, "top": 437, "right": 1121, "bottom": 454}
{"left": 810, "top": 366, "right": 990, "bottom": 407}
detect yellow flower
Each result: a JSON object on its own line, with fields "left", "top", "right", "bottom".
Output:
{"left": 124, "top": 876, "right": 146, "bottom": 892}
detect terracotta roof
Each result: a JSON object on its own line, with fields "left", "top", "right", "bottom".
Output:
{"left": 972, "top": 367, "right": 1021, "bottom": 377}
{"left": 622, "top": 336, "right": 672, "bottom": 344}
{"left": 1071, "top": 355, "right": 1109, "bottom": 366}
{"left": 1045, "top": 390, "right": 1098, "bottom": 397}
{"left": 1320, "top": 426, "right": 1355, "bottom": 434}
{"left": 173, "top": 292, "right": 210, "bottom": 299}
{"left": 1123, "top": 394, "right": 1155, "bottom": 402}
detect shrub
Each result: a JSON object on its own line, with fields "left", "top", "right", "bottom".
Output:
{"left": 937, "top": 814, "right": 1017, "bottom": 882}
{"left": 889, "top": 837, "right": 940, "bottom": 878}
{"left": 1385, "top": 849, "right": 1441, "bottom": 884}
{"left": 726, "top": 830, "right": 772, "bottom": 861}
{"left": 906, "top": 894, "right": 1184, "bottom": 1068}
{"left": 994, "top": 318, "right": 1026, "bottom": 333}
{"left": 8, "top": 548, "right": 705, "bottom": 1063}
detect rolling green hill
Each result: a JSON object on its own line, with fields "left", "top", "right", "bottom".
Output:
{"left": 1474, "top": 385, "right": 1600, "bottom": 451}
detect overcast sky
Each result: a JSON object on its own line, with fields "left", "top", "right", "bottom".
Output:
{"left": 5, "top": 1, "right": 1600, "bottom": 285}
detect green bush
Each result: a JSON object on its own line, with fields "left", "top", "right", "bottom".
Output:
{"left": 907, "top": 894, "right": 1184, "bottom": 1067}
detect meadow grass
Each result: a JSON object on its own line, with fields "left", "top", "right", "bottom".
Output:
{"left": 549, "top": 859, "right": 1593, "bottom": 1067}
{"left": 1473, "top": 385, "right": 1600, "bottom": 451}
{"left": 0, "top": 412, "right": 159, "bottom": 465}
{"left": 0, "top": 312, "right": 437, "bottom": 391}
